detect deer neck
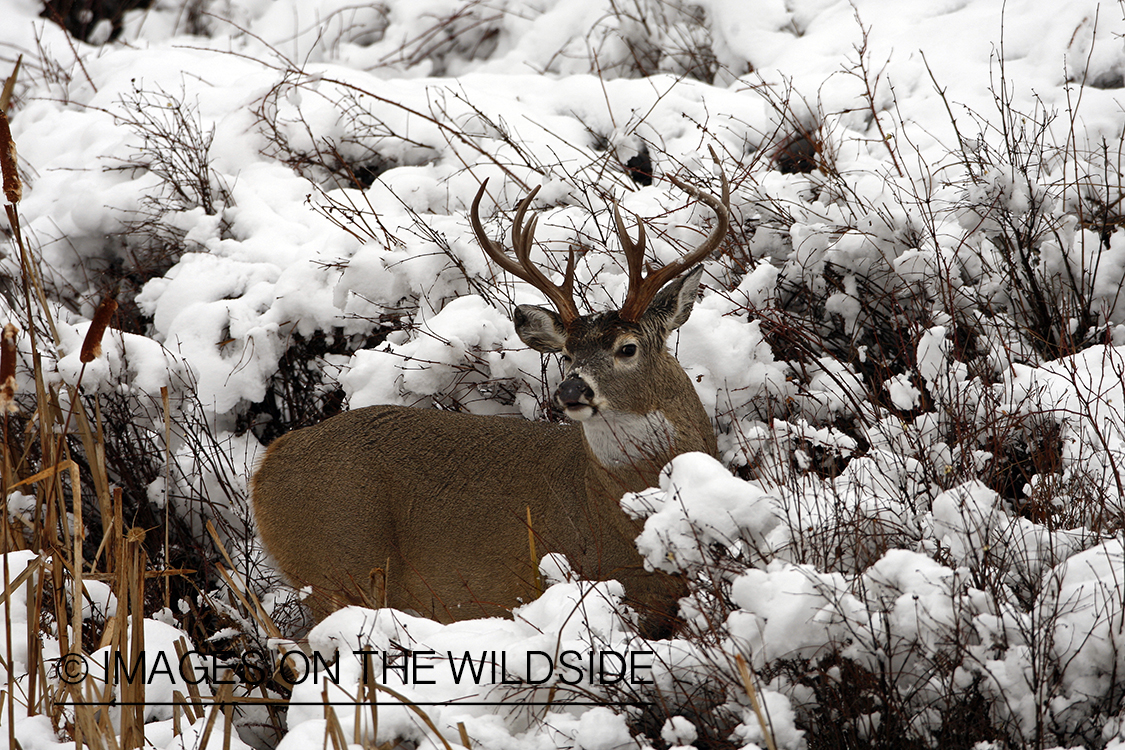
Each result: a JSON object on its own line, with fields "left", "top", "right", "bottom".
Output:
{"left": 579, "top": 408, "right": 711, "bottom": 497}
{"left": 578, "top": 367, "right": 718, "bottom": 496}
{"left": 581, "top": 410, "right": 677, "bottom": 474}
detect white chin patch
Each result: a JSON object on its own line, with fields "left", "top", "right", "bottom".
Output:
{"left": 564, "top": 404, "right": 596, "bottom": 421}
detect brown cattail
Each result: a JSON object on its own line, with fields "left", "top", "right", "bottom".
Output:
{"left": 0, "top": 56, "right": 20, "bottom": 114}
{"left": 80, "top": 296, "right": 118, "bottom": 363}
{"left": 0, "top": 323, "right": 18, "bottom": 412}
{"left": 0, "top": 110, "right": 19, "bottom": 206}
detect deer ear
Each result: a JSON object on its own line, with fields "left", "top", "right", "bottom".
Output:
{"left": 641, "top": 265, "right": 704, "bottom": 334}
{"left": 514, "top": 305, "right": 568, "bottom": 352}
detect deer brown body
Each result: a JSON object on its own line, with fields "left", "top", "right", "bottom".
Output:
{"left": 252, "top": 163, "right": 728, "bottom": 634}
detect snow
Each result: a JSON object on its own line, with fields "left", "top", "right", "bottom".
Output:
{"left": 623, "top": 453, "right": 781, "bottom": 575}
{"left": 1047, "top": 539, "right": 1125, "bottom": 725}
{"left": 3, "top": 0, "right": 1125, "bottom": 746}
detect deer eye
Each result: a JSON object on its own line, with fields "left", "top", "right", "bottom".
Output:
{"left": 560, "top": 353, "right": 573, "bottom": 365}
{"left": 618, "top": 343, "right": 638, "bottom": 358}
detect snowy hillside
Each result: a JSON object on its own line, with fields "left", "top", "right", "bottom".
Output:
{"left": 2, "top": 0, "right": 1125, "bottom": 748}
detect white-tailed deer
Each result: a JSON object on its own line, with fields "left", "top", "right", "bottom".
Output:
{"left": 252, "top": 162, "right": 729, "bottom": 636}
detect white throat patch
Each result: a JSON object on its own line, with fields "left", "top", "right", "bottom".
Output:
{"left": 582, "top": 410, "right": 677, "bottom": 468}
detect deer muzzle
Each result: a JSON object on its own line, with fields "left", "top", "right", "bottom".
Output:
{"left": 555, "top": 376, "right": 596, "bottom": 420}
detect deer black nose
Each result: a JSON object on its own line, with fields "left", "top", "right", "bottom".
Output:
{"left": 555, "top": 377, "right": 594, "bottom": 408}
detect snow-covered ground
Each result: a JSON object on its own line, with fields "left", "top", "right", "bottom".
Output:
{"left": 3, "top": 0, "right": 1125, "bottom": 747}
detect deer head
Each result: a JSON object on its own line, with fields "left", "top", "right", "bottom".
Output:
{"left": 470, "top": 156, "right": 729, "bottom": 469}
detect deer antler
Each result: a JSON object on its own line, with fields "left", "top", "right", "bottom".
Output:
{"left": 617, "top": 148, "right": 730, "bottom": 322}
{"left": 471, "top": 180, "right": 580, "bottom": 326}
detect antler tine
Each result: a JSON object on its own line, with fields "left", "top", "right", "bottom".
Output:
{"left": 470, "top": 180, "right": 580, "bottom": 325}
{"left": 613, "top": 203, "right": 646, "bottom": 299}
{"left": 618, "top": 147, "right": 730, "bottom": 322}
{"left": 471, "top": 180, "right": 534, "bottom": 282}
